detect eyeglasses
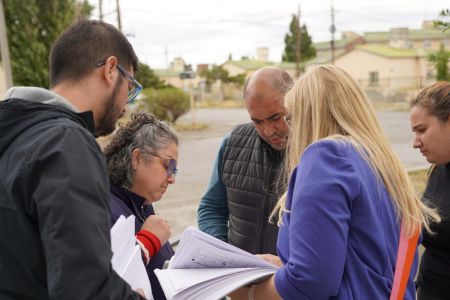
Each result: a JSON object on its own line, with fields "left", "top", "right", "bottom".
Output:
{"left": 150, "top": 152, "right": 178, "bottom": 178}
{"left": 95, "top": 61, "right": 143, "bottom": 104}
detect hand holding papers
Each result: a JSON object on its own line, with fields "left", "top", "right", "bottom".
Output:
{"left": 155, "top": 227, "right": 278, "bottom": 300}
{"left": 111, "top": 215, "right": 153, "bottom": 300}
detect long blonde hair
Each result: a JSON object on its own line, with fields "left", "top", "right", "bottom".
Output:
{"left": 272, "top": 65, "right": 439, "bottom": 237}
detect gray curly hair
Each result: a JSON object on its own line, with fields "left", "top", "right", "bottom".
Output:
{"left": 104, "top": 111, "right": 179, "bottom": 189}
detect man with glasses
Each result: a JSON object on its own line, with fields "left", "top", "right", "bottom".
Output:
{"left": 0, "top": 20, "right": 145, "bottom": 299}
{"left": 198, "top": 67, "right": 293, "bottom": 255}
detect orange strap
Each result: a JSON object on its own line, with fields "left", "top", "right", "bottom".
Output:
{"left": 389, "top": 223, "right": 420, "bottom": 300}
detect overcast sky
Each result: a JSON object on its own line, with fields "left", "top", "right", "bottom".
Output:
{"left": 89, "top": 0, "right": 449, "bottom": 69}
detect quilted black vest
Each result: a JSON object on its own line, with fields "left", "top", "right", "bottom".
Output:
{"left": 222, "top": 123, "right": 284, "bottom": 254}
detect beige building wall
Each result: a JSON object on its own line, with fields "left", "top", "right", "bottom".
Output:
{"left": 411, "top": 39, "right": 450, "bottom": 51}
{"left": 171, "top": 57, "right": 185, "bottom": 72}
{"left": 160, "top": 75, "right": 203, "bottom": 90}
{"left": 161, "top": 76, "right": 184, "bottom": 88}
{"left": 327, "top": 49, "right": 427, "bottom": 89}
{"left": 221, "top": 62, "right": 247, "bottom": 77}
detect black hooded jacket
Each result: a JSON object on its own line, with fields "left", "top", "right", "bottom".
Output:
{"left": 0, "top": 88, "right": 141, "bottom": 300}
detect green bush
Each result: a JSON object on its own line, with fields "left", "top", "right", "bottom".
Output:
{"left": 140, "top": 87, "right": 190, "bottom": 123}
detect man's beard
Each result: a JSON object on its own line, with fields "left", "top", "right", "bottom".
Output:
{"left": 266, "top": 132, "right": 288, "bottom": 151}
{"left": 96, "top": 79, "right": 124, "bottom": 137}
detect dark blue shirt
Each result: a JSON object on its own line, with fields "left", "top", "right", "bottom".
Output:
{"left": 110, "top": 185, "right": 174, "bottom": 300}
{"left": 274, "top": 140, "right": 418, "bottom": 299}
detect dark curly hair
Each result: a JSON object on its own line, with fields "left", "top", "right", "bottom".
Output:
{"left": 104, "top": 111, "right": 179, "bottom": 188}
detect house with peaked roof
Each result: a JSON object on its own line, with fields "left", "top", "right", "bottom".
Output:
{"left": 325, "top": 44, "right": 433, "bottom": 90}
{"left": 220, "top": 46, "right": 299, "bottom": 79}
{"left": 221, "top": 59, "right": 298, "bottom": 80}
{"left": 315, "top": 32, "right": 365, "bottom": 57}
{"left": 154, "top": 57, "right": 201, "bottom": 90}
{"left": 313, "top": 21, "right": 449, "bottom": 66}
{"left": 364, "top": 22, "right": 450, "bottom": 51}
{"left": 305, "top": 21, "right": 449, "bottom": 91}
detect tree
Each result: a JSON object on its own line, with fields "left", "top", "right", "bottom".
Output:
{"left": 4, "top": 0, "right": 93, "bottom": 87}
{"left": 135, "top": 62, "right": 166, "bottom": 89}
{"left": 428, "top": 9, "right": 450, "bottom": 81}
{"left": 199, "top": 65, "right": 230, "bottom": 86}
{"left": 282, "top": 15, "right": 316, "bottom": 62}
{"left": 434, "top": 9, "right": 450, "bottom": 31}
{"left": 199, "top": 65, "right": 245, "bottom": 86}
{"left": 428, "top": 44, "right": 450, "bottom": 81}
{"left": 227, "top": 74, "right": 246, "bottom": 86}
{"left": 141, "top": 87, "right": 190, "bottom": 123}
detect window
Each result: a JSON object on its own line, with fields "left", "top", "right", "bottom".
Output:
{"left": 423, "top": 40, "right": 431, "bottom": 49}
{"left": 369, "top": 72, "right": 379, "bottom": 85}
{"left": 443, "top": 39, "right": 450, "bottom": 49}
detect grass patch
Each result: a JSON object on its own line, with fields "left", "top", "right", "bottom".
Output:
{"left": 408, "top": 168, "right": 429, "bottom": 195}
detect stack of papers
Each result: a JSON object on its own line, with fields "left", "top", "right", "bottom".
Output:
{"left": 111, "top": 215, "right": 153, "bottom": 299}
{"left": 154, "top": 227, "right": 278, "bottom": 300}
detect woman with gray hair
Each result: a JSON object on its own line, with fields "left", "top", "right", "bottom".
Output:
{"left": 104, "top": 111, "right": 179, "bottom": 300}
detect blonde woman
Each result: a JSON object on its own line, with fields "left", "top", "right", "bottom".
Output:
{"left": 230, "top": 65, "right": 439, "bottom": 300}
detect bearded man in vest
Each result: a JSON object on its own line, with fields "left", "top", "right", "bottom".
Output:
{"left": 197, "top": 67, "right": 293, "bottom": 254}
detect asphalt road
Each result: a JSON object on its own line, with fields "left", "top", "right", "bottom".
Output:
{"left": 153, "top": 108, "right": 429, "bottom": 237}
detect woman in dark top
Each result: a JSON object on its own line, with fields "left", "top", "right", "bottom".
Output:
{"left": 104, "top": 111, "right": 179, "bottom": 300}
{"left": 410, "top": 81, "right": 450, "bottom": 300}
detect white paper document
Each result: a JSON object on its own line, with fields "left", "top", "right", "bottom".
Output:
{"left": 154, "top": 227, "right": 278, "bottom": 300}
{"left": 111, "top": 215, "right": 153, "bottom": 299}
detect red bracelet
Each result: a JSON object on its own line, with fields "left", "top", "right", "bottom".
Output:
{"left": 136, "top": 230, "right": 161, "bottom": 257}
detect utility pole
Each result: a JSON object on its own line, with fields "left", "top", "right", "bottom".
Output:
{"left": 0, "top": 0, "right": 13, "bottom": 89}
{"left": 330, "top": 0, "right": 336, "bottom": 65}
{"left": 99, "top": 0, "right": 104, "bottom": 20}
{"left": 295, "top": 4, "right": 302, "bottom": 77}
{"left": 164, "top": 46, "right": 171, "bottom": 84}
{"left": 116, "top": 0, "right": 122, "bottom": 32}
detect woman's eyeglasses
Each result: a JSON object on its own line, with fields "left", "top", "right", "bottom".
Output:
{"left": 150, "top": 152, "right": 178, "bottom": 178}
